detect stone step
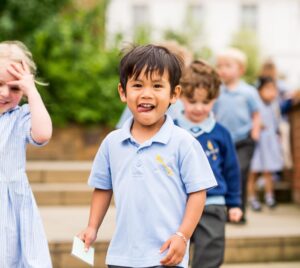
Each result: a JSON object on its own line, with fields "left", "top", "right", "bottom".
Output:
{"left": 32, "top": 183, "right": 116, "bottom": 206}
{"left": 32, "top": 183, "right": 92, "bottom": 206}
{"left": 27, "top": 161, "right": 292, "bottom": 206}
{"left": 40, "top": 205, "right": 300, "bottom": 268}
{"left": 31, "top": 181, "right": 292, "bottom": 206}
{"left": 27, "top": 161, "right": 92, "bottom": 183}
{"left": 257, "top": 180, "right": 292, "bottom": 203}
{"left": 26, "top": 162, "right": 292, "bottom": 201}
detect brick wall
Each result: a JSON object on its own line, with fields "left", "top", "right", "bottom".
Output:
{"left": 290, "top": 103, "right": 300, "bottom": 204}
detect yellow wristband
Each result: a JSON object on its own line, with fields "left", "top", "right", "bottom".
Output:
{"left": 175, "top": 231, "right": 187, "bottom": 244}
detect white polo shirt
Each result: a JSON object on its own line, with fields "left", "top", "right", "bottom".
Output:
{"left": 88, "top": 115, "right": 217, "bottom": 268}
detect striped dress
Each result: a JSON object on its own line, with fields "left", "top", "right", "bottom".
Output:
{"left": 0, "top": 104, "right": 52, "bottom": 268}
{"left": 251, "top": 101, "right": 283, "bottom": 172}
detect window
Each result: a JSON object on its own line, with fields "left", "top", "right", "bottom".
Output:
{"left": 241, "top": 4, "right": 258, "bottom": 30}
{"left": 132, "top": 4, "right": 149, "bottom": 28}
{"left": 188, "top": 4, "right": 204, "bottom": 25}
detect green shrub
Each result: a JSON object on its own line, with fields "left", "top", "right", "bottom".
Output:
{"left": 32, "top": 8, "right": 123, "bottom": 127}
{"left": 0, "top": 0, "right": 68, "bottom": 41}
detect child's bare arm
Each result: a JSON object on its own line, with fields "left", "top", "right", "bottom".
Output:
{"left": 78, "top": 188, "right": 112, "bottom": 250}
{"left": 7, "top": 61, "right": 52, "bottom": 143}
{"left": 160, "top": 190, "right": 206, "bottom": 266}
{"left": 251, "top": 111, "right": 261, "bottom": 141}
{"left": 27, "top": 89, "right": 52, "bottom": 144}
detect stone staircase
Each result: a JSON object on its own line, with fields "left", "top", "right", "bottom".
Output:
{"left": 28, "top": 161, "right": 293, "bottom": 206}
{"left": 28, "top": 161, "right": 93, "bottom": 206}
{"left": 27, "top": 161, "right": 300, "bottom": 268}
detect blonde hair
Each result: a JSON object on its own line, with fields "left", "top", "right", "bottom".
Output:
{"left": 0, "top": 40, "right": 47, "bottom": 86}
{"left": 217, "top": 47, "right": 247, "bottom": 69}
{"left": 0, "top": 41, "right": 37, "bottom": 75}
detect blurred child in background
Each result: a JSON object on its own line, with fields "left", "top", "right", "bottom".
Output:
{"left": 259, "top": 60, "right": 300, "bottom": 170}
{"left": 174, "top": 60, "right": 242, "bottom": 268}
{"left": 248, "top": 76, "right": 283, "bottom": 210}
{"left": 214, "top": 48, "right": 261, "bottom": 223}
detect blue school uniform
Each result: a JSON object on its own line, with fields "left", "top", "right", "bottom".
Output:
{"left": 213, "top": 81, "right": 260, "bottom": 143}
{"left": 174, "top": 112, "right": 241, "bottom": 268}
{"left": 174, "top": 112, "right": 241, "bottom": 208}
{"left": 88, "top": 115, "right": 217, "bottom": 268}
{"left": 0, "top": 105, "right": 52, "bottom": 268}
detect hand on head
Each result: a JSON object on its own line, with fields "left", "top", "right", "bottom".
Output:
{"left": 6, "top": 60, "right": 36, "bottom": 97}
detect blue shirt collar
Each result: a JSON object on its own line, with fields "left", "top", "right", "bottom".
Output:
{"left": 177, "top": 112, "right": 216, "bottom": 137}
{"left": 119, "top": 114, "right": 174, "bottom": 145}
{"left": 221, "top": 80, "right": 246, "bottom": 93}
{"left": 0, "top": 105, "right": 20, "bottom": 116}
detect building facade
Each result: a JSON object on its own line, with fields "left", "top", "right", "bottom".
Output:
{"left": 106, "top": 0, "right": 300, "bottom": 88}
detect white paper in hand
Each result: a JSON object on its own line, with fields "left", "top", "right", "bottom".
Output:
{"left": 71, "top": 236, "right": 94, "bottom": 266}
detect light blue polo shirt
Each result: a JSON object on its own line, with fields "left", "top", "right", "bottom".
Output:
{"left": 88, "top": 115, "right": 217, "bottom": 268}
{"left": 214, "top": 81, "right": 260, "bottom": 143}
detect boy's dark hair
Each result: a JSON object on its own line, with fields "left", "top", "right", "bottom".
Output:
{"left": 119, "top": 44, "right": 184, "bottom": 94}
{"left": 180, "top": 60, "right": 221, "bottom": 100}
{"left": 256, "top": 76, "right": 275, "bottom": 91}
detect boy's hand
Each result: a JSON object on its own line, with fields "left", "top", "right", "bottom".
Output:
{"left": 228, "top": 207, "right": 243, "bottom": 222}
{"left": 160, "top": 234, "right": 186, "bottom": 266}
{"left": 77, "top": 227, "right": 97, "bottom": 251}
{"left": 6, "top": 60, "right": 37, "bottom": 97}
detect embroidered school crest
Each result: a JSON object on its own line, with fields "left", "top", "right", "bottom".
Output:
{"left": 155, "top": 154, "right": 174, "bottom": 176}
{"left": 206, "top": 140, "right": 219, "bottom": 161}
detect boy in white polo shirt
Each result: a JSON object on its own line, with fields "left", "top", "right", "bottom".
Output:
{"left": 78, "top": 44, "right": 217, "bottom": 268}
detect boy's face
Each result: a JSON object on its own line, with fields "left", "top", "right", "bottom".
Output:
{"left": 0, "top": 60, "right": 23, "bottom": 114}
{"left": 118, "top": 67, "right": 180, "bottom": 129}
{"left": 216, "top": 56, "right": 244, "bottom": 85}
{"left": 260, "top": 82, "right": 278, "bottom": 103}
{"left": 181, "top": 88, "right": 215, "bottom": 123}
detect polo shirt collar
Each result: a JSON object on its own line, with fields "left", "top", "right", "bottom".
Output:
{"left": 221, "top": 80, "right": 245, "bottom": 93}
{"left": 176, "top": 111, "right": 216, "bottom": 137}
{"left": 119, "top": 114, "right": 174, "bottom": 145}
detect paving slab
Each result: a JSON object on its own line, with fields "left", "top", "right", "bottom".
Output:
{"left": 226, "top": 204, "right": 300, "bottom": 238}
{"left": 41, "top": 206, "right": 114, "bottom": 242}
{"left": 27, "top": 161, "right": 93, "bottom": 170}
{"left": 40, "top": 204, "right": 300, "bottom": 267}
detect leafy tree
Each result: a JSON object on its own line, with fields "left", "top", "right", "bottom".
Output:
{"left": 1, "top": 0, "right": 124, "bottom": 127}
{"left": 0, "top": 0, "right": 69, "bottom": 41}
{"left": 31, "top": 4, "right": 122, "bottom": 127}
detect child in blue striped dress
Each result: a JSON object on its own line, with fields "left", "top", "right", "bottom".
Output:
{"left": 0, "top": 41, "right": 52, "bottom": 267}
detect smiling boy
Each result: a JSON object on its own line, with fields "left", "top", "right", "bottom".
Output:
{"left": 78, "top": 44, "right": 217, "bottom": 268}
